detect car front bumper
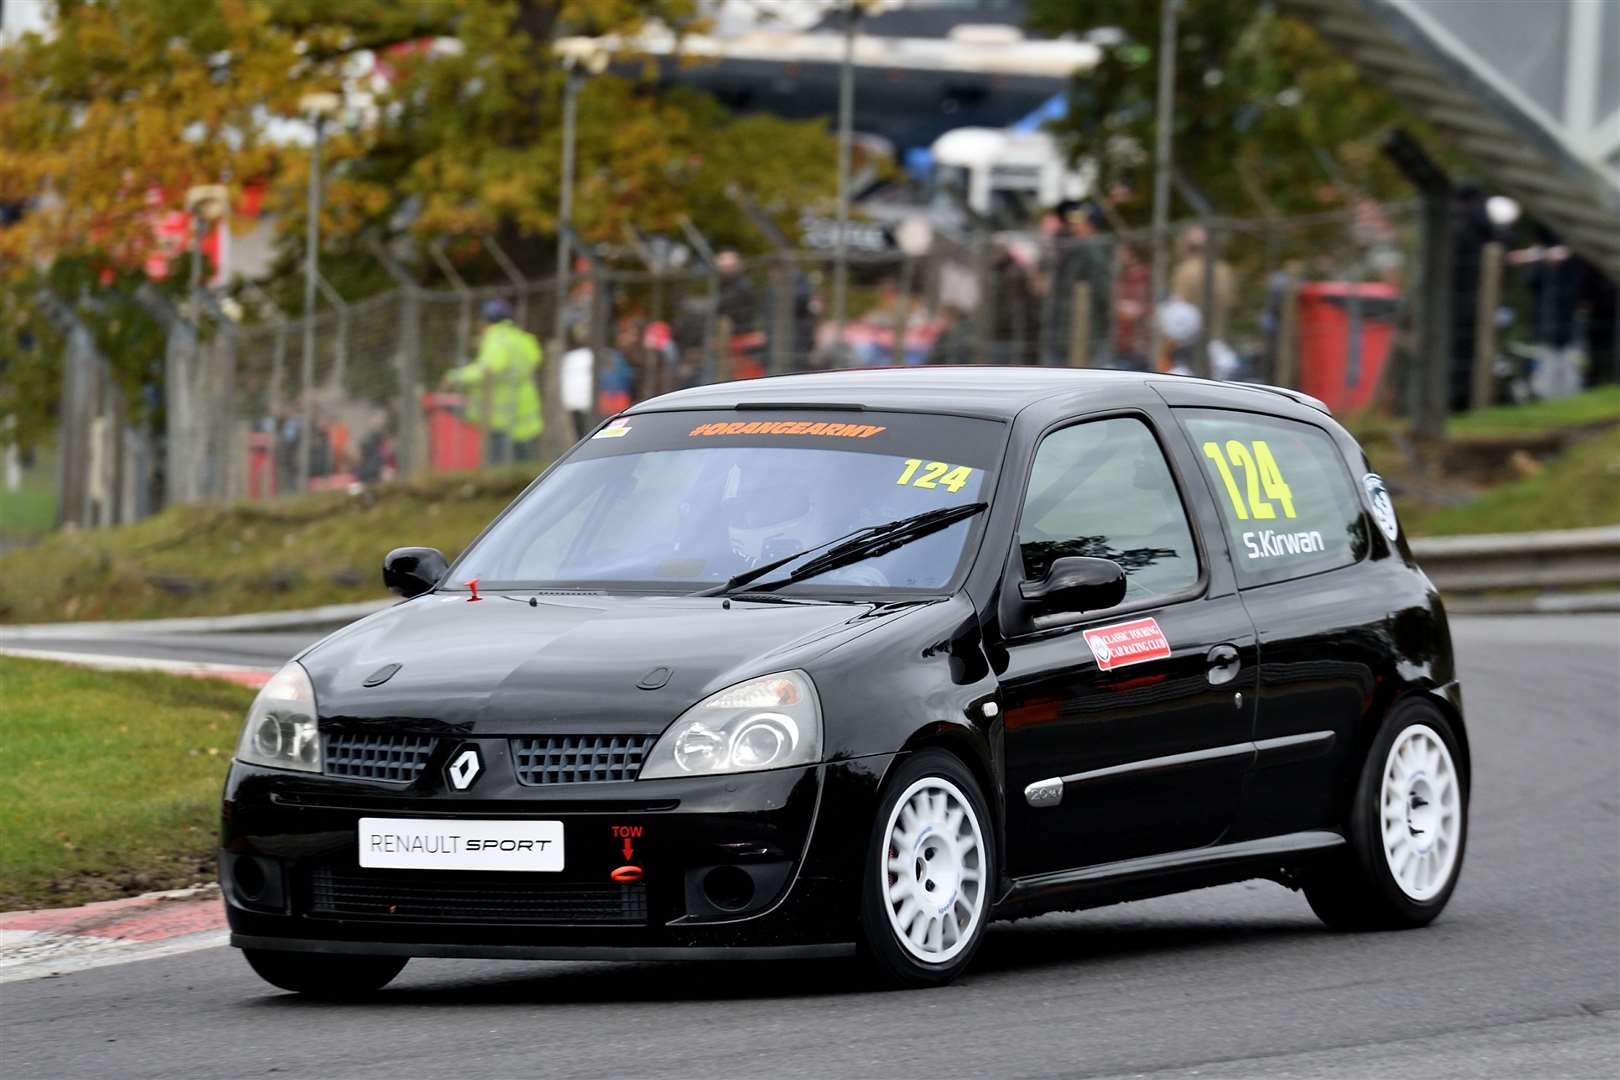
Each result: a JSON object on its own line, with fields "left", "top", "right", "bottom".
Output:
{"left": 221, "top": 753, "right": 894, "bottom": 957}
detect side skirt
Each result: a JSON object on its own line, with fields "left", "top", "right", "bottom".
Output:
{"left": 994, "top": 830, "right": 1346, "bottom": 921}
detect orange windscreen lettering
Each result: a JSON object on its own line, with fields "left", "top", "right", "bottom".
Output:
{"left": 688, "top": 421, "right": 887, "bottom": 439}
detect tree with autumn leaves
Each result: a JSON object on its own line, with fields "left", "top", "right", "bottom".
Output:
{"left": 0, "top": 0, "right": 837, "bottom": 448}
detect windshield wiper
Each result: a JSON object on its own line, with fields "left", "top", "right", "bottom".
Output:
{"left": 696, "top": 502, "right": 987, "bottom": 598}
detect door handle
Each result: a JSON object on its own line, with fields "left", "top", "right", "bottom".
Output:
{"left": 1205, "top": 643, "right": 1241, "bottom": 686}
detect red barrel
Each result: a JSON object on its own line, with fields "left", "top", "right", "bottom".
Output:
{"left": 1297, "top": 282, "right": 1398, "bottom": 413}
{"left": 246, "top": 431, "right": 277, "bottom": 499}
{"left": 420, "top": 392, "right": 483, "bottom": 473}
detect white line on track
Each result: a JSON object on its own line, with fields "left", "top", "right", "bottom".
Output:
{"left": 0, "top": 929, "right": 230, "bottom": 984}
{"left": 0, "top": 646, "right": 274, "bottom": 676}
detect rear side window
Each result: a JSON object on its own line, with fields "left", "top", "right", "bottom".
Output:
{"left": 1179, "top": 409, "right": 1368, "bottom": 587}
{"left": 1018, "top": 416, "right": 1200, "bottom": 603}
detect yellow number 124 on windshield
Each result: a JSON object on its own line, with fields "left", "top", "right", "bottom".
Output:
{"left": 896, "top": 459, "right": 974, "bottom": 494}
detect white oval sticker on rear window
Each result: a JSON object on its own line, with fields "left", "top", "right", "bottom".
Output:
{"left": 1362, "top": 473, "right": 1399, "bottom": 543}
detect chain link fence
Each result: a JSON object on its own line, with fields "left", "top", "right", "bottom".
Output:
{"left": 26, "top": 199, "right": 1617, "bottom": 528}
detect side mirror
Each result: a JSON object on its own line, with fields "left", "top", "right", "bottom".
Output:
{"left": 1019, "top": 556, "right": 1126, "bottom": 616}
{"left": 383, "top": 547, "right": 449, "bottom": 599}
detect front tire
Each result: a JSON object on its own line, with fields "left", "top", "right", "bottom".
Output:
{"left": 243, "top": 948, "right": 408, "bottom": 997}
{"left": 858, "top": 750, "right": 995, "bottom": 988}
{"left": 1304, "top": 700, "right": 1468, "bottom": 930}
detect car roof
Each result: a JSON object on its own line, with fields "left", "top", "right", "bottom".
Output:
{"left": 629, "top": 366, "right": 1329, "bottom": 422}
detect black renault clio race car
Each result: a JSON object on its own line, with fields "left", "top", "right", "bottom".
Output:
{"left": 223, "top": 368, "right": 1468, "bottom": 994}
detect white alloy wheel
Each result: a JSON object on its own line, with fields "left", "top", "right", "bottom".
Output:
{"left": 881, "top": 776, "right": 987, "bottom": 964}
{"left": 1380, "top": 723, "right": 1463, "bottom": 901}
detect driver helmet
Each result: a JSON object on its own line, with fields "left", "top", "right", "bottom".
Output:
{"left": 722, "top": 461, "right": 819, "bottom": 566}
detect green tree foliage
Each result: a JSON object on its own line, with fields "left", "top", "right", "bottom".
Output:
{"left": 1028, "top": 0, "right": 1443, "bottom": 217}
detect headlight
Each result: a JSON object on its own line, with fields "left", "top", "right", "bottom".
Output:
{"left": 234, "top": 662, "right": 321, "bottom": 773}
{"left": 639, "top": 671, "right": 821, "bottom": 779}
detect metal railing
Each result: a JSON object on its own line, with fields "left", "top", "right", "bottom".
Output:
{"left": 1411, "top": 526, "right": 1620, "bottom": 594}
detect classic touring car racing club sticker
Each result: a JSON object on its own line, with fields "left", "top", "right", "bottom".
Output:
{"left": 1082, "top": 617, "right": 1172, "bottom": 672}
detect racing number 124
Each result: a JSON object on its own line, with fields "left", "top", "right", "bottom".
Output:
{"left": 1202, "top": 439, "right": 1295, "bottom": 520}
{"left": 896, "top": 459, "right": 974, "bottom": 493}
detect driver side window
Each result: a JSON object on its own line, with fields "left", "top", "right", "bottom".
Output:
{"left": 1019, "top": 417, "right": 1199, "bottom": 601}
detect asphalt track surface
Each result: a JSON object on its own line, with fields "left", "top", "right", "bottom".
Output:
{"left": 5, "top": 614, "right": 1618, "bottom": 1079}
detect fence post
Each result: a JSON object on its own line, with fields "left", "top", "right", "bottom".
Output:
{"left": 1068, "top": 282, "right": 1092, "bottom": 368}
{"left": 562, "top": 223, "right": 613, "bottom": 427}
{"left": 1275, "top": 261, "right": 1302, "bottom": 388}
{"left": 39, "top": 293, "right": 96, "bottom": 526}
{"left": 317, "top": 273, "right": 350, "bottom": 395}
{"left": 367, "top": 236, "right": 425, "bottom": 476}
{"left": 729, "top": 188, "right": 795, "bottom": 373}
{"left": 679, "top": 216, "right": 722, "bottom": 384}
{"left": 133, "top": 282, "right": 200, "bottom": 506}
{"left": 1382, "top": 130, "right": 1453, "bottom": 441}
{"left": 894, "top": 255, "right": 915, "bottom": 368}
{"left": 973, "top": 228, "right": 993, "bottom": 364}
{"left": 427, "top": 240, "right": 472, "bottom": 367}
{"left": 1195, "top": 222, "right": 1222, "bottom": 380}
{"left": 1415, "top": 191, "right": 1455, "bottom": 440}
{"left": 197, "top": 292, "right": 241, "bottom": 500}
{"left": 1470, "top": 241, "right": 1503, "bottom": 411}
{"left": 626, "top": 226, "right": 671, "bottom": 394}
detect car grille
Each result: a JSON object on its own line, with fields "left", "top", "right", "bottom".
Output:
{"left": 324, "top": 732, "right": 437, "bottom": 784}
{"left": 510, "top": 735, "right": 656, "bottom": 786}
{"left": 306, "top": 866, "right": 649, "bottom": 924}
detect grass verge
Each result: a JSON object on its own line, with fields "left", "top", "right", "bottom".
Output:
{"left": 0, "top": 445, "right": 59, "bottom": 543}
{"left": 0, "top": 656, "right": 255, "bottom": 911}
{"left": 1404, "top": 424, "right": 1620, "bottom": 537}
{"left": 1448, "top": 385, "right": 1620, "bottom": 435}
{"left": 0, "top": 467, "right": 533, "bottom": 624}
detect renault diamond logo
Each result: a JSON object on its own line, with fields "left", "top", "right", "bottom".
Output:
{"left": 447, "top": 746, "right": 483, "bottom": 791}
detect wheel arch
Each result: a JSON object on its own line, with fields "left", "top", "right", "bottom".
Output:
{"left": 1350, "top": 684, "right": 1472, "bottom": 800}
{"left": 888, "top": 721, "right": 1006, "bottom": 879}
{"left": 1413, "top": 685, "right": 1472, "bottom": 795}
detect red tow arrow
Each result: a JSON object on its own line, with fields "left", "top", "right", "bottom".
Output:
{"left": 621, "top": 836, "right": 635, "bottom": 860}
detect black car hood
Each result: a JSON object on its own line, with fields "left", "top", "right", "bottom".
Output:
{"left": 300, "top": 592, "right": 912, "bottom": 736}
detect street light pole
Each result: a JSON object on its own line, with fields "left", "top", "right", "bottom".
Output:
{"left": 555, "top": 64, "right": 580, "bottom": 350}
{"left": 1148, "top": 0, "right": 1180, "bottom": 370}
{"left": 297, "top": 95, "right": 338, "bottom": 493}
{"left": 832, "top": 2, "right": 859, "bottom": 345}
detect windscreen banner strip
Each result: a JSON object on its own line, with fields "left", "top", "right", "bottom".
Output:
{"left": 688, "top": 421, "right": 887, "bottom": 438}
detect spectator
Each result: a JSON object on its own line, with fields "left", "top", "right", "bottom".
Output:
{"left": 560, "top": 333, "right": 595, "bottom": 442}
{"left": 1155, "top": 298, "right": 1203, "bottom": 376}
{"left": 1523, "top": 231, "right": 1583, "bottom": 399}
{"left": 444, "top": 298, "right": 543, "bottom": 465}
{"left": 1577, "top": 258, "right": 1617, "bottom": 388}
{"left": 1170, "top": 225, "right": 1235, "bottom": 347}
{"left": 991, "top": 241, "right": 1039, "bottom": 365}
{"left": 924, "top": 306, "right": 978, "bottom": 366}
{"left": 1109, "top": 239, "right": 1153, "bottom": 371}
{"left": 714, "top": 250, "right": 759, "bottom": 333}
{"left": 355, "top": 409, "right": 395, "bottom": 484}
{"left": 1041, "top": 201, "right": 1113, "bottom": 366}
{"left": 1448, "top": 184, "right": 1497, "bottom": 411}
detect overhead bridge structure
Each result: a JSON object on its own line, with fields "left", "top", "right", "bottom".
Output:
{"left": 1283, "top": 0, "right": 1620, "bottom": 277}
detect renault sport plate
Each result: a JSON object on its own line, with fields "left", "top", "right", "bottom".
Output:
{"left": 358, "top": 817, "right": 565, "bottom": 872}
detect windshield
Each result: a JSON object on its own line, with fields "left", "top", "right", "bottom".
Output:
{"left": 451, "top": 409, "right": 1007, "bottom": 595}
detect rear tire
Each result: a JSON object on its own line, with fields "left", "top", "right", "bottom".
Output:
{"left": 243, "top": 948, "right": 408, "bottom": 997}
{"left": 858, "top": 750, "right": 995, "bottom": 989}
{"left": 1304, "top": 700, "right": 1468, "bottom": 931}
